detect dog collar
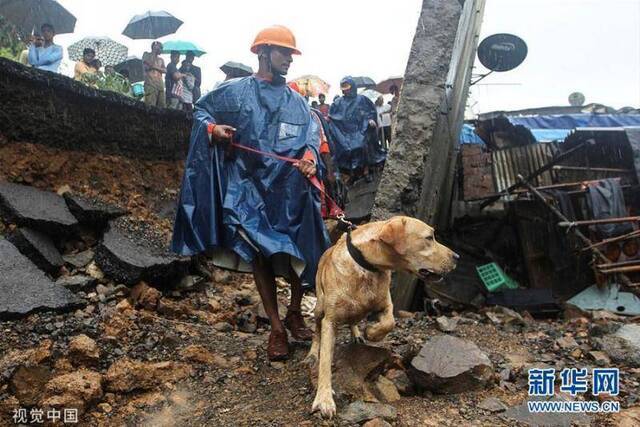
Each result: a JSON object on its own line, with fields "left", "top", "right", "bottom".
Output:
{"left": 346, "top": 230, "right": 380, "bottom": 273}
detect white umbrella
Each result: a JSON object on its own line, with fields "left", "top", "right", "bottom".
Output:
{"left": 68, "top": 37, "right": 128, "bottom": 66}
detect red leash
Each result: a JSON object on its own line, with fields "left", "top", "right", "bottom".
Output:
{"left": 229, "top": 141, "right": 346, "bottom": 219}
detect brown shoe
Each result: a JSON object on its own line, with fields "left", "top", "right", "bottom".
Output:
{"left": 284, "top": 309, "right": 313, "bottom": 341}
{"left": 267, "top": 328, "right": 289, "bottom": 361}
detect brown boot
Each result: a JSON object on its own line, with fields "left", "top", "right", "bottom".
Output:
{"left": 284, "top": 308, "right": 313, "bottom": 341}
{"left": 267, "top": 328, "right": 289, "bottom": 361}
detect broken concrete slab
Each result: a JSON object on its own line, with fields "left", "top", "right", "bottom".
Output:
{"left": 63, "top": 249, "right": 94, "bottom": 269}
{"left": 7, "top": 228, "right": 63, "bottom": 275}
{"left": 95, "top": 226, "right": 189, "bottom": 286}
{"left": 477, "top": 396, "right": 507, "bottom": 413}
{"left": 0, "top": 182, "right": 78, "bottom": 235}
{"left": 55, "top": 275, "right": 97, "bottom": 292}
{"left": 63, "top": 193, "right": 126, "bottom": 228}
{"left": 436, "top": 316, "right": 458, "bottom": 332}
{"left": 331, "top": 344, "right": 392, "bottom": 400}
{"left": 409, "top": 334, "right": 493, "bottom": 394}
{"left": 0, "top": 239, "right": 83, "bottom": 319}
{"left": 340, "top": 401, "right": 397, "bottom": 424}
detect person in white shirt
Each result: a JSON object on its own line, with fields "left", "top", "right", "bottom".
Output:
{"left": 375, "top": 96, "right": 392, "bottom": 149}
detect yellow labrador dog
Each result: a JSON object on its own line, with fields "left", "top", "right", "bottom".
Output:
{"left": 307, "top": 216, "right": 458, "bottom": 418}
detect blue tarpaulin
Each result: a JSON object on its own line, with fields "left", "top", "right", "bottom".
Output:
{"left": 460, "top": 123, "right": 485, "bottom": 144}
{"left": 507, "top": 114, "right": 640, "bottom": 142}
{"left": 171, "top": 76, "right": 330, "bottom": 287}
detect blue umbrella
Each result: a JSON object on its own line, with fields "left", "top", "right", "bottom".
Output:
{"left": 161, "top": 40, "right": 206, "bottom": 57}
{"left": 0, "top": 0, "right": 76, "bottom": 36}
{"left": 122, "top": 11, "right": 182, "bottom": 40}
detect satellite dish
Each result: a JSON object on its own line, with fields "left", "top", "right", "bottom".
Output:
{"left": 568, "top": 92, "right": 586, "bottom": 106}
{"left": 477, "top": 34, "right": 528, "bottom": 72}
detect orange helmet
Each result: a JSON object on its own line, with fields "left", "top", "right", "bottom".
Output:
{"left": 251, "top": 25, "right": 301, "bottom": 55}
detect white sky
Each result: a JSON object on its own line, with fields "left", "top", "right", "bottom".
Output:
{"left": 53, "top": 0, "right": 640, "bottom": 114}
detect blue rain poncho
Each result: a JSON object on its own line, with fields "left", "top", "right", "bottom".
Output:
{"left": 328, "top": 76, "right": 386, "bottom": 171}
{"left": 171, "top": 76, "right": 330, "bottom": 286}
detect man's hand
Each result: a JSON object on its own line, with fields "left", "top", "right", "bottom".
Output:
{"left": 368, "top": 119, "right": 377, "bottom": 128}
{"left": 209, "top": 124, "right": 236, "bottom": 145}
{"left": 294, "top": 160, "right": 316, "bottom": 178}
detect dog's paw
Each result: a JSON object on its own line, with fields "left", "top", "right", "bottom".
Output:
{"left": 312, "top": 393, "right": 337, "bottom": 419}
{"left": 351, "top": 335, "right": 365, "bottom": 345}
{"left": 302, "top": 353, "right": 318, "bottom": 367}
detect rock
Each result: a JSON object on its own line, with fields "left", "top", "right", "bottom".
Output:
{"left": 409, "top": 335, "right": 493, "bottom": 394}
{"left": 68, "top": 335, "right": 100, "bottom": 366}
{"left": 63, "top": 249, "right": 95, "bottom": 269}
{"left": 597, "top": 324, "right": 640, "bottom": 367}
{"left": 10, "top": 365, "right": 52, "bottom": 406}
{"left": 63, "top": 193, "right": 125, "bottom": 228}
{"left": 504, "top": 351, "right": 531, "bottom": 371}
{"left": 612, "top": 406, "right": 640, "bottom": 427}
{"left": 436, "top": 316, "right": 458, "bottom": 332}
{"left": 340, "top": 401, "right": 397, "bottom": 424}
{"left": 85, "top": 261, "right": 105, "bottom": 280}
{"left": 95, "top": 226, "right": 188, "bottom": 286}
{"left": 477, "top": 397, "right": 507, "bottom": 413}
{"left": 95, "top": 284, "right": 110, "bottom": 296}
{"left": 207, "top": 298, "right": 222, "bottom": 312}
{"left": 588, "top": 351, "right": 610, "bottom": 366}
{"left": 397, "top": 310, "right": 414, "bottom": 319}
{"left": 363, "top": 418, "right": 392, "bottom": 427}
{"left": 556, "top": 336, "right": 579, "bottom": 349}
{"left": 374, "top": 375, "right": 401, "bottom": 402}
{"left": 212, "top": 268, "right": 232, "bottom": 284}
{"left": 0, "top": 240, "right": 83, "bottom": 319}
{"left": 41, "top": 369, "right": 103, "bottom": 414}
{"left": 98, "top": 402, "right": 113, "bottom": 414}
{"left": 180, "top": 345, "right": 230, "bottom": 368}
{"left": 0, "top": 182, "right": 78, "bottom": 235}
{"left": 236, "top": 309, "right": 258, "bottom": 333}
{"left": 56, "top": 274, "right": 97, "bottom": 292}
{"left": 129, "top": 281, "right": 161, "bottom": 310}
{"left": 385, "top": 369, "right": 413, "bottom": 395}
{"left": 0, "top": 396, "right": 20, "bottom": 415}
{"left": 213, "top": 322, "right": 233, "bottom": 332}
{"left": 323, "top": 344, "right": 392, "bottom": 400}
{"left": 157, "top": 298, "right": 191, "bottom": 318}
{"left": 7, "top": 228, "right": 64, "bottom": 274}
{"left": 105, "top": 358, "right": 193, "bottom": 392}
{"left": 501, "top": 396, "right": 591, "bottom": 426}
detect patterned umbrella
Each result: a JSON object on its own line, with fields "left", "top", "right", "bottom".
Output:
{"left": 0, "top": 0, "right": 76, "bottom": 36}
{"left": 122, "top": 11, "right": 182, "bottom": 40}
{"left": 68, "top": 37, "right": 128, "bottom": 66}
{"left": 376, "top": 76, "right": 403, "bottom": 94}
{"left": 291, "top": 75, "right": 330, "bottom": 97}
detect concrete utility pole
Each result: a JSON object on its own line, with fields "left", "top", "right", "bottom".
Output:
{"left": 372, "top": 0, "right": 487, "bottom": 310}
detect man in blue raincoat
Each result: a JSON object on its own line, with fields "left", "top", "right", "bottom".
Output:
{"left": 171, "top": 25, "right": 330, "bottom": 361}
{"left": 328, "top": 77, "right": 386, "bottom": 180}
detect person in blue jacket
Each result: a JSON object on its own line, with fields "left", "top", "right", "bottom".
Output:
{"left": 27, "top": 24, "right": 63, "bottom": 73}
{"left": 171, "top": 25, "right": 329, "bottom": 361}
{"left": 328, "top": 77, "right": 386, "bottom": 181}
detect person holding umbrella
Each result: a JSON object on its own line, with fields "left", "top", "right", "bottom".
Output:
{"left": 73, "top": 48, "right": 96, "bottom": 80}
{"left": 142, "top": 41, "right": 166, "bottom": 107}
{"left": 27, "top": 24, "right": 63, "bottom": 72}
{"left": 171, "top": 25, "right": 329, "bottom": 361}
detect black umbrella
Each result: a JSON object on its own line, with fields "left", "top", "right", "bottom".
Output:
{"left": 220, "top": 61, "right": 253, "bottom": 78}
{"left": 352, "top": 76, "right": 376, "bottom": 89}
{"left": 0, "top": 0, "right": 76, "bottom": 36}
{"left": 122, "top": 10, "right": 183, "bottom": 40}
{"left": 115, "top": 56, "right": 144, "bottom": 83}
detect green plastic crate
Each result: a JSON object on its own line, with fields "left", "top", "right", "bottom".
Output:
{"left": 476, "top": 263, "right": 519, "bottom": 292}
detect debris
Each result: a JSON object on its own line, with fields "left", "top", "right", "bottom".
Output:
{"left": 556, "top": 336, "right": 579, "bottom": 350}
{"left": 129, "top": 281, "right": 161, "bottom": 310}
{"left": 362, "top": 419, "right": 392, "bottom": 427}
{"left": 63, "top": 192, "right": 126, "bottom": 228}
{"left": 95, "top": 226, "right": 188, "bottom": 286}
{"left": 85, "top": 261, "right": 105, "bottom": 280}
{"left": 212, "top": 268, "right": 232, "bottom": 284}
{"left": 588, "top": 351, "right": 611, "bottom": 366}
{"left": 567, "top": 283, "right": 640, "bottom": 316}
{"left": 477, "top": 396, "right": 508, "bottom": 413}
{"left": 436, "top": 316, "right": 458, "bottom": 332}
{"left": 596, "top": 324, "right": 640, "bottom": 367}
{"left": 157, "top": 298, "right": 191, "bottom": 318}
{"left": 501, "top": 396, "right": 591, "bottom": 426}
{"left": 384, "top": 369, "right": 413, "bottom": 395}
{"left": 213, "top": 322, "right": 233, "bottom": 332}
{"left": 340, "top": 401, "right": 397, "bottom": 424}
{"left": 56, "top": 275, "right": 97, "bottom": 292}
{"left": 7, "top": 228, "right": 64, "bottom": 274}
{"left": 612, "top": 406, "right": 640, "bottom": 427}
{"left": 68, "top": 335, "right": 100, "bottom": 366}
{"left": 409, "top": 335, "right": 493, "bottom": 394}
{"left": 236, "top": 309, "right": 258, "bottom": 333}
{"left": 0, "top": 182, "right": 78, "bottom": 235}
{"left": 328, "top": 343, "right": 392, "bottom": 400}
{"left": 9, "top": 365, "right": 52, "bottom": 406}
{"left": 0, "top": 240, "right": 83, "bottom": 319}
{"left": 105, "top": 358, "right": 193, "bottom": 393}
{"left": 180, "top": 345, "right": 230, "bottom": 368}
{"left": 63, "top": 249, "right": 95, "bottom": 269}
{"left": 41, "top": 369, "right": 103, "bottom": 414}
{"left": 374, "top": 375, "right": 401, "bottom": 402}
